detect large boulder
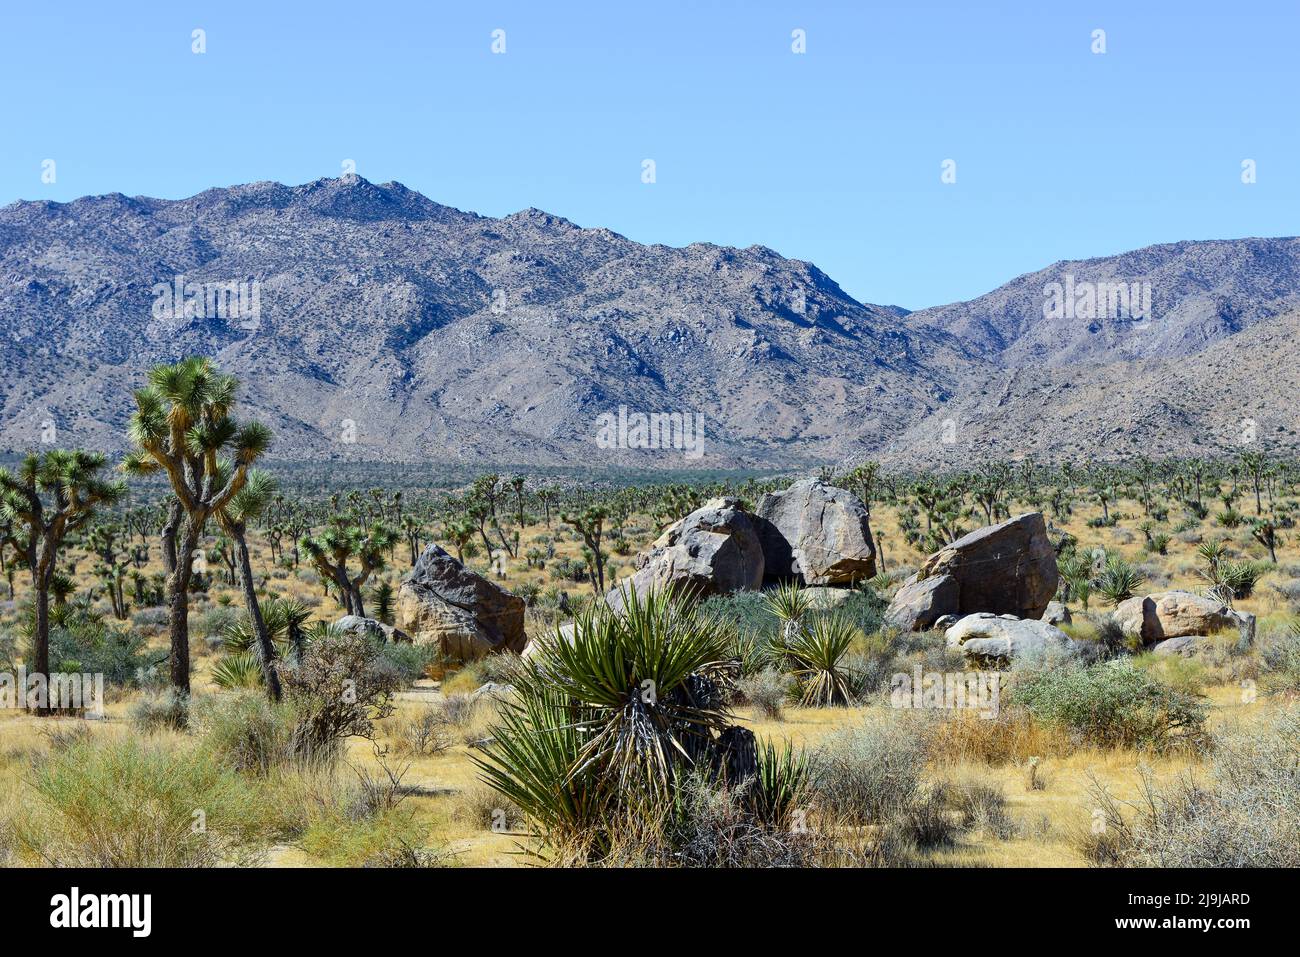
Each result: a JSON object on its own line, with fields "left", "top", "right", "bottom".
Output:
{"left": 753, "top": 479, "right": 876, "bottom": 585}
{"left": 945, "top": 613, "right": 1078, "bottom": 665}
{"left": 1113, "top": 590, "right": 1255, "bottom": 646}
{"left": 883, "top": 573, "right": 959, "bottom": 631}
{"left": 397, "top": 545, "right": 526, "bottom": 661}
{"left": 884, "top": 513, "right": 1058, "bottom": 630}
{"left": 607, "top": 497, "right": 763, "bottom": 612}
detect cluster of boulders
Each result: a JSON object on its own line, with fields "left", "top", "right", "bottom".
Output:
{"left": 1113, "top": 590, "right": 1255, "bottom": 655}
{"left": 607, "top": 478, "right": 877, "bottom": 612}
{"left": 883, "top": 512, "right": 1060, "bottom": 631}
{"left": 372, "top": 478, "right": 1257, "bottom": 669}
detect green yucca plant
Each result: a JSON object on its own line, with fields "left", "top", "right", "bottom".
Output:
{"left": 762, "top": 580, "right": 812, "bottom": 628}
{"left": 746, "top": 739, "right": 811, "bottom": 829}
{"left": 471, "top": 681, "right": 608, "bottom": 855}
{"left": 774, "top": 612, "right": 859, "bottom": 707}
{"left": 473, "top": 587, "right": 736, "bottom": 856}
{"left": 540, "top": 586, "right": 733, "bottom": 801}
{"left": 210, "top": 650, "right": 263, "bottom": 690}
{"left": 1095, "top": 557, "right": 1145, "bottom": 607}
{"left": 212, "top": 596, "right": 313, "bottom": 689}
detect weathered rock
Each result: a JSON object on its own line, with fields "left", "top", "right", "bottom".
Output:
{"left": 1114, "top": 590, "right": 1255, "bottom": 646}
{"left": 884, "top": 573, "right": 959, "bottom": 631}
{"left": 333, "top": 614, "right": 411, "bottom": 643}
{"left": 885, "top": 513, "right": 1058, "bottom": 630}
{"left": 397, "top": 545, "right": 526, "bottom": 661}
{"left": 607, "top": 497, "right": 763, "bottom": 611}
{"left": 753, "top": 479, "right": 876, "bottom": 585}
{"left": 1041, "top": 601, "right": 1072, "bottom": 626}
{"left": 933, "top": 613, "right": 962, "bottom": 631}
{"left": 945, "top": 613, "right": 1078, "bottom": 664}
{"left": 1152, "top": 635, "right": 1204, "bottom": 657}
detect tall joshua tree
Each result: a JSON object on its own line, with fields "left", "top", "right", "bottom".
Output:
{"left": 124, "top": 357, "right": 271, "bottom": 696}
{"left": 300, "top": 517, "right": 398, "bottom": 617}
{"left": 0, "top": 451, "right": 125, "bottom": 714}
{"left": 217, "top": 468, "right": 282, "bottom": 701}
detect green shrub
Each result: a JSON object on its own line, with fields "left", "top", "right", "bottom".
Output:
{"left": 376, "top": 641, "right": 437, "bottom": 685}
{"left": 1010, "top": 659, "right": 1207, "bottom": 751}
{"left": 128, "top": 689, "right": 190, "bottom": 733}
{"left": 20, "top": 738, "right": 273, "bottom": 866}
{"left": 194, "top": 692, "right": 298, "bottom": 774}
{"left": 38, "top": 605, "right": 150, "bottom": 686}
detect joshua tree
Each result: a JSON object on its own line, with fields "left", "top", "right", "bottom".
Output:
{"left": 562, "top": 506, "right": 609, "bottom": 594}
{"left": 123, "top": 357, "right": 272, "bottom": 696}
{"left": 1239, "top": 450, "right": 1268, "bottom": 516}
{"left": 0, "top": 450, "right": 124, "bottom": 713}
{"left": 1250, "top": 517, "right": 1280, "bottom": 564}
{"left": 300, "top": 517, "right": 398, "bottom": 617}
{"left": 217, "top": 468, "right": 283, "bottom": 701}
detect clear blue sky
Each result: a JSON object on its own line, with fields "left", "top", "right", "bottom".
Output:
{"left": 2, "top": 1, "right": 1295, "bottom": 309}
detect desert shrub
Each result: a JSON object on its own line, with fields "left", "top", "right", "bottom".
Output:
{"left": 926, "top": 707, "right": 1074, "bottom": 765}
{"left": 811, "top": 713, "right": 930, "bottom": 825}
{"left": 130, "top": 606, "right": 170, "bottom": 631}
{"left": 277, "top": 626, "right": 400, "bottom": 761}
{"left": 393, "top": 705, "right": 453, "bottom": 757}
{"left": 195, "top": 605, "right": 240, "bottom": 640}
{"left": 1010, "top": 659, "right": 1207, "bottom": 751}
{"left": 19, "top": 738, "right": 273, "bottom": 866}
{"left": 454, "top": 785, "right": 526, "bottom": 833}
{"left": 1081, "top": 708, "right": 1300, "bottom": 867}
{"left": 736, "top": 667, "right": 791, "bottom": 718}
{"left": 39, "top": 721, "right": 93, "bottom": 753}
{"left": 597, "top": 768, "right": 824, "bottom": 868}
{"left": 376, "top": 641, "right": 437, "bottom": 685}
{"left": 1269, "top": 578, "right": 1300, "bottom": 612}
{"left": 193, "top": 692, "right": 298, "bottom": 774}
{"left": 39, "top": 605, "right": 150, "bottom": 686}
{"left": 1259, "top": 622, "right": 1300, "bottom": 694}
{"left": 128, "top": 688, "right": 190, "bottom": 733}
{"left": 707, "top": 590, "right": 774, "bottom": 650}
{"left": 947, "top": 775, "right": 1016, "bottom": 839}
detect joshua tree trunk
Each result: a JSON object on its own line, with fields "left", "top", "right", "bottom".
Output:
{"left": 233, "top": 526, "right": 282, "bottom": 701}
{"left": 167, "top": 517, "right": 202, "bottom": 695}
{"left": 31, "top": 568, "right": 51, "bottom": 715}
{"left": 161, "top": 500, "right": 182, "bottom": 575}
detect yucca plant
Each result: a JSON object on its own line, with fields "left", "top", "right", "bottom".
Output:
{"left": 473, "top": 587, "right": 737, "bottom": 857}
{"left": 212, "top": 596, "right": 313, "bottom": 689}
{"left": 540, "top": 587, "right": 734, "bottom": 801}
{"left": 1095, "top": 557, "right": 1145, "bottom": 607}
{"left": 774, "top": 612, "right": 859, "bottom": 707}
{"left": 763, "top": 580, "right": 812, "bottom": 640}
{"left": 471, "top": 681, "right": 608, "bottom": 856}
{"left": 746, "top": 739, "right": 811, "bottom": 829}
{"left": 210, "top": 650, "right": 263, "bottom": 690}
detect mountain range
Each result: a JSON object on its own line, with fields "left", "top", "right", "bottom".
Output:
{"left": 1, "top": 176, "right": 1297, "bottom": 470}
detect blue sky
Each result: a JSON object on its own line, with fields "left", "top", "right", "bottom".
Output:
{"left": 1, "top": 1, "right": 1295, "bottom": 309}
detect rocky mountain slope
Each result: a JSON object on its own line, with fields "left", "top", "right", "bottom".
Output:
{"left": 0, "top": 176, "right": 1295, "bottom": 469}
